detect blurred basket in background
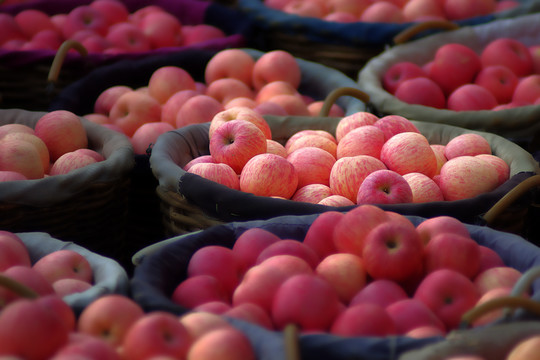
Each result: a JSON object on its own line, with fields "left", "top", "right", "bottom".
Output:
{"left": 235, "top": 0, "right": 540, "bottom": 79}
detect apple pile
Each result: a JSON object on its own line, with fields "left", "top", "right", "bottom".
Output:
{"left": 265, "top": 0, "right": 519, "bottom": 23}
{"left": 169, "top": 209, "right": 524, "bottom": 336}
{"left": 0, "top": 292, "right": 256, "bottom": 360}
{"left": 185, "top": 106, "right": 509, "bottom": 205}
{"left": 0, "top": 1, "right": 227, "bottom": 53}
{"left": 85, "top": 48, "right": 345, "bottom": 154}
{"left": 0, "top": 110, "right": 104, "bottom": 181}
{"left": 383, "top": 37, "right": 540, "bottom": 111}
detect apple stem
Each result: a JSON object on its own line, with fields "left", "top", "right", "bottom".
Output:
{"left": 0, "top": 274, "right": 39, "bottom": 300}
{"left": 318, "top": 87, "right": 370, "bottom": 117}
{"left": 283, "top": 323, "right": 301, "bottom": 360}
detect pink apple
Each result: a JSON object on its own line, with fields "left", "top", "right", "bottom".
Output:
{"left": 160, "top": 89, "right": 198, "bottom": 126}
{"left": 34, "top": 110, "right": 88, "bottom": 162}
{"left": 267, "top": 93, "right": 310, "bottom": 116}
{"left": 307, "top": 101, "right": 345, "bottom": 117}
{"left": 283, "top": 0, "right": 327, "bottom": 17}
{"left": 0, "top": 171, "right": 27, "bottom": 181}
{"left": 360, "top": 2, "right": 405, "bottom": 22}
{"left": 183, "top": 155, "right": 216, "bottom": 171}
{"left": 481, "top": 38, "right": 534, "bottom": 78}
{"left": 405, "top": 325, "right": 446, "bottom": 338}
{"left": 329, "top": 155, "right": 387, "bottom": 203}
{"left": 94, "top": 85, "right": 133, "bottom": 115}
{"left": 443, "top": 0, "right": 496, "bottom": 20}
{"left": 471, "top": 286, "right": 513, "bottom": 327}
{"left": 386, "top": 298, "right": 446, "bottom": 334}
{"left": 232, "top": 227, "right": 281, "bottom": 275}
{"left": 179, "top": 311, "right": 231, "bottom": 339}
{"left": 286, "top": 133, "right": 337, "bottom": 158}
{"left": 414, "top": 268, "right": 481, "bottom": 330}
{"left": 447, "top": 84, "right": 498, "bottom": 111}
{"left": 0, "top": 14, "right": 26, "bottom": 47}
{"left": 105, "top": 22, "right": 150, "bottom": 53}
{"left": 373, "top": 114, "right": 421, "bottom": 142}
{"left": 380, "top": 132, "right": 437, "bottom": 178}
{"left": 49, "top": 151, "right": 98, "bottom": 175}
{"left": 477, "top": 245, "right": 505, "bottom": 274}
{"left": 209, "top": 106, "right": 272, "bottom": 140}
{"left": 139, "top": 11, "right": 182, "bottom": 49}
{"left": 252, "top": 50, "right": 301, "bottom": 91}
{"left": 395, "top": 77, "right": 447, "bottom": 109}
{"left": 89, "top": 0, "right": 130, "bottom": 26}
{"left": 186, "top": 326, "right": 255, "bottom": 360}
{"left": 131, "top": 122, "right": 175, "bottom": 155}
{"left": 430, "top": 144, "right": 447, "bottom": 174}
{"left": 181, "top": 24, "right": 226, "bottom": 45}
{"left": 415, "top": 215, "right": 471, "bottom": 245}
{"left": 32, "top": 249, "right": 93, "bottom": 285}
{"left": 423, "top": 232, "right": 481, "bottom": 278}
{"left": 0, "top": 123, "right": 34, "bottom": 138}
{"left": 226, "top": 97, "right": 258, "bottom": 110}
{"left": 255, "top": 80, "right": 299, "bottom": 104}
{"left": 206, "top": 78, "right": 255, "bottom": 106}
{"left": 29, "top": 29, "right": 62, "bottom": 50}
{"left": 193, "top": 301, "right": 231, "bottom": 314}
{"left": 205, "top": 49, "right": 255, "bottom": 87}
{"left": 255, "top": 239, "right": 320, "bottom": 269}
{"left": 0, "top": 266, "right": 55, "bottom": 309}
{"left": 318, "top": 194, "right": 355, "bottom": 206}
{"left": 121, "top": 311, "right": 193, "bottom": 360}
{"left": 403, "top": 172, "right": 444, "bottom": 203}
{"left": 473, "top": 266, "right": 522, "bottom": 295}
{"left": 210, "top": 119, "right": 267, "bottom": 174}
{"left": 285, "top": 129, "right": 337, "bottom": 152}
{"left": 356, "top": 169, "right": 413, "bottom": 205}
{"left": 335, "top": 111, "right": 379, "bottom": 142}
{"left": 175, "top": 95, "right": 225, "bottom": 128}
{"left": 1, "top": 132, "right": 49, "bottom": 173}
{"left": 287, "top": 146, "right": 336, "bottom": 188}
{"left": 330, "top": 303, "right": 396, "bottom": 337}
{"left": 428, "top": 43, "right": 482, "bottom": 95}
{"left": 336, "top": 125, "right": 385, "bottom": 159}
{"left": 187, "top": 162, "right": 240, "bottom": 190}
{"left": 0, "top": 137, "right": 45, "bottom": 179}
{"left": 52, "top": 332, "right": 120, "bottom": 360}
{"left": 172, "top": 275, "right": 229, "bottom": 308}
{"left": 292, "top": 184, "right": 333, "bottom": 203}
{"left": 239, "top": 153, "right": 299, "bottom": 198}
{"left": 52, "top": 278, "right": 93, "bottom": 297}
{"left": 402, "top": 0, "right": 445, "bottom": 22}
{"left": 438, "top": 156, "right": 500, "bottom": 201}
{"left": 511, "top": 74, "right": 540, "bottom": 105}
{"left": 223, "top": 302, "right": 274, "bottom": 330}
{"left": 503, "top": 334, "right": 540, "bottom": 360}
{"left": 474, "top": 65, "right": 519, "bottom": 104}
{"left": 349, "top": 279, "right": 409, "bottom": 308}
{"left": 302, "top": 211, "right": 342, "bottom": 260}
{"left": 148, "top": 66, "right": 197, "bottom": 104}
{"left": 475, "top": 154, "right": 509, "bottom": 186}
{"left": 444, "top": 133, "right": 492, "bottom": 159}
{"left": 254, "top": 101, "right": 289, "bottom": 116}
{"left": 109, "top": 91, "right": 162, "bottom": 137}
{"left": 62, "top": 5, "right": 108, "bottom": 39}
{"left": 266, "top": 139, "right": 288, "bottom": 157}
{"left": 382, "top": 61, "right": 428, "bottom": 94}
{"left": 0, "top": 232, "right": 31, "bottom": 271}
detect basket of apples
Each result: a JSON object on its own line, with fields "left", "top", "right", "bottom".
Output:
{"left": 0, "top": 0, "right": 247, "bottom": 111}
{"left": 358, "top": 12, "right": 540, "bottom": 153}
{"left": 0, "top": 108, "right": 136, "bottom": 272}
{"left": 129, "top": 209, "right": 540, "bottom": 359}
{"left": 234, "top": 0, "right": 540, "bottom": 79}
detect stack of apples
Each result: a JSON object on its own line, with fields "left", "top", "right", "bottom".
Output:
{"left": 0, "top": 0, "right": 227, "bottom": 53}
{"left": 265, "top": 0, "right": 519, "bottom": 23}
{"left": 0, "top": 291, "right": 256, "bottom": 359}
{"left": 85, "top": 48, "right": 345, "bottom": 154}
{"left": 169, "top": 209, "right": 524, "bottom": 336}
{"left": 382, "top": 37, "right": 540, "bottom": 111}
{"left": 185, "top": 105, "right": 509, "bottom": 206}
{"left": 0, "top": 110, "right": 106, "bottom": 181}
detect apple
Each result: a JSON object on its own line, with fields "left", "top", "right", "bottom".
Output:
{"left": 430, "top": 144, "right": 447, "bottom": 174}
{"left": 90, "top": 0, "right": 130, "bottom": 26}
{"left": 380, "top": 132, "right": 437, "bottom": 178}
{"left": 0, "top": 137, "right": 45, "bottom": 179}
{"left": 209, "top": 107, "right": 272, "bottom": 140}
{"left": 474, "top": 65, "right": 519, "bottom": 104}
{"left": 252, "top": 50, "right": 301, "bottom": 91}
{"left": 52, "top": 278, "right": 93, "bottom": 297}
{"left": 186, "top": 326, "right": 255, "bottom": 360}
{"left": 172, "top": 274, "right": 229, "bottom": 308}
{"left": 0, "top": 171, "right": 27, "bottom": 181}
{"left": 356, "top": 169, "right": 413, "bottom": 205}
{"left": 254, "top": 101, "right": 289, "bottom": 116}
{"left": 315, "top": 252, "right": 367, "bottom": 304}
{"left": 307, "top": 101, "right": 345, "bottom": 117}
{"left": 414, "top": 268, "right": 481, "bottom": 330}
{"left": 0, "top": 232, "right": 31, "bottom": 271}
{"left": 77, "top": 294, "right": 145, "bottom": 348}
{"left": 373, "top": 115, "right": 421, "bottom": 142}
{"left": 286, "top": 133, "right": 337, "bottom": 158}
{"left": 480, "top": 38, "right": 534, "bottom": 77}
{"left": 160, "top": 89, "right": 198, "bottom": 126}
{"left": 226, "top": 97, "right": 258, "bottom": 110}
{"left": 175, "top": 95, "right": 225, "bottom": 128}
{"left": 423, "top": 232, "right": 481, "bottom": 278}
{"left": 53, "top": 332, "right": 120, "bottom": 360}
{"left": 109, "top": 91, "right": 162, "bottom": 137}
{"left": 336, "top": 125, "right": 385, "bottom": 159}
{"left": 438, "top": 156, "right": 500, "bottom": 201}
{"left": 0, "top": 123, "right": 34, "bottom": 138}
{"left": 447, "top": 84, "right": 498, "bottom": 111}
{"left": 224, "top": 302, "right": 274, "bottom": 330}
{"left": 386, "top": 298, "right": 446, "bottom": 334}
{"left": 255, "top": 239, "right": 319, "bottom": 269}
{"left": 444, "top": 133, "right": 491, "bottom": 160}
{"left": 271, "top": 273, "right": 342, "bottom": 331}
{"left": 266, "top": 93, "right": 310, "bottom": 116}
{"left": 511, "top": 74, "right": 540, "bottom": 105}
{"left": 0, "top": 295, "right": 71, "bottom": 360}
{"left": 121, "top": 311, "right": 193, "bottom": 360}
{"left": 34, "top": 110, "right": 88, "bottom": 162}
{"left": 471, "top": 286, "right": 513, "bottom": 327}
{"left": 332, "top": 204, "right": 389, "bottom": 255}
{"left": 188, "top": 162, "right": 240, "bottom": 190}
{"left": 287, "top": 146, "right": 336, "bottom": 188}
{"left": 49, "top": 151, "right": 98, "bottom": 175}
{"left": 232, "top": 227, "right": 281, "bottom": 274}
{"left": 13, "top": 9, "right": 55, "bottom": 39}
{"left": 317, "top": 194, "right": 355, "bottom": 206}
{"left": 179, "top": 311, "right": 231, "bottom": 339}
{"left": 62, "top": 5, "right": 108, "bottom": 39}
{"left": 105, "top": 22, "right": 151, "bottom": 53}
{"left": 443, "top": 0, "right": 496, "bottom": 20}
{"left": 32, "top": 249, "right": 93, "bottom": 285}
{"left": 428, "top": 43, "right": 482, "bottom": 95}
{"left": 94, "top": 85, "right": 133, "bottom": 115}
{"left": 329, "top": 155, "right": 387, "bottom": 203}
{"left": 148, "top": 66, "right": 197, "bottom": 104}
{"left": 475, "top": 154, "right": 510, "bottom": 186}
{"left": 505, "top": 334, "right": 540, "bottom": 360}
{"left": 0, "top": 14, "right": 26, "bottom": 46}
{"left": 416, "top": 215, "right": 471, "bottom": 245}
{"left": 360, "top": 2, "right": 405, "bottom": 22}
{"left": 266, "top": 139, "right": 288, "bottom": 157}
{"left": 129, "top": 5, "right": 166, "bottom": 25}
{"left": 283, "top": 0, "right": 327, "bottom": 17}
{"left": 402, "top": 172, "right": 444, "bottom": 203}
{"left": 130, "top": 121, "right": 175, "bottom": 155}
{"left": 183, "top": 155, "right": 216, "bottom": 171}
{"left": 331, "top": 303, "right": 396, "bottom": 337}
{"left": 382, "top": 61, "right": 428, "bottom": 94}
{"left": 395, "top": 77, "right": 447, "bottom": 109}
{"left": 302, "top": 211, "right": 342, "bottom": 260}
{"left": 193, "top": 301, "right": 231, "bottom": 314}
{"left": 335, "top": 111, "right": 379, "bottom": 142}
{"left": 139, "top": 11, "right": 182, "bottom": 49}
{"left": 206, "top": 78, "right": 255, "bottom": 106}
{"left": 292, "top": 184, "right": 333, "bottom": 203}
{"left": 0, "top": 266, "right": 55, "bottom": 308}
{"left": 255, "top": 80, "right": 299, "bottom": 104}
{"left": 285, "top": 130, "right": 337, "bottom": 152}
{"left": 239, "top": 153, "right": 299, "bottom": 198}
{"left": 349, "top": 279, "right": 409, "bottom": 308}
{"left": 403, "top": 0, "right": 445, "bottom": 22}
{"left": 205, "top": 49, "right": 256, "bottom": 87}
{"left": 361, "top": 221, "right": 424, "bottom": 282}
{"left": 473, "top": 266, "right": 522, "bottom": 295}
{"left": 477, "top": 245, "right": 505, "bottom": 273}
{"left": 181, "top": 24, "right": 226, "bottom": 46}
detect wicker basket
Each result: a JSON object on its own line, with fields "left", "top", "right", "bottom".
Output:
{"left": 358, "top": 12, "right": 540, "bottom": 153}
{"left": 0, "top": 109, "right": 135, "bottom": 272}
{"left": 235, "top": 0, "right": 540, "bottom": 79}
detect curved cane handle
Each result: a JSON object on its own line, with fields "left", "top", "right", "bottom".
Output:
{"left": 47, "top": 39, "right": 88, "bottom": 85}
{"left": 393, "top": 20, "right": 460, "bottom": 45}
{"left": 318, "top": 87, "right": 370, "bottom": 117}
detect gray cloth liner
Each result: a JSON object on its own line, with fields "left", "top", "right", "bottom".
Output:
{"left": 0, "top": 109, "right": 134, "bottom": 206}
{"left": 151, "top": 115, "right": 539, "bottom": 194}
{"left": 358, "top": 12, "right": 540, "bottom": 140}
{"left": 17, "top": 231, "right": 129, "bottom": 314}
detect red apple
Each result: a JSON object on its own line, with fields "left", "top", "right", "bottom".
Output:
{"left": 181, "top": 24, "right": 226, "bottom": 45}
{"left": 443, "top": 0, "right": 496, "bottom": 20}
{"left": 205, "top": 49, "right": 255, "bottom": 87}
{"left": 255, "top": 239, "right": 319, "bottom": 269}
{"left": 423, "top": 232, "right": 481, "bottom": 278}
{"left": 511, "top": 74, "right": 540, "bottom": 105}
{"left": 62, "top": 5, "right": 108, "bottom": 39}
{"left": 415, "top": 215, "right": 470, "bottom": 245}
{"left": 209, "top": 107, "right": 272, "bottom": 140}
{"left": 386, "top": 298, "right": 446, "bottom": 334}
{"left": 474, "top": 65, "right": 519, "bottom": 104}
{"left": 109, "top": 91, "right": 162, "bottom": 137}
{"left": 172, "top": 274, "right": 229, "bottom": 308}
{"left": 447, "top": 84, "right": 498, "bottom": 111}
{"left": 175, "top": 94, "right": 225, "bottom": 128}
{"left": 473, "top": 266, "right": 522, "bottom": 295}
{"left": 335, "top": 111, "right": 379, "bottom": 142}
{"left": 186, "top": 326, "right": 255, "bottom": 360}
{"left": 148, "top": 66, "right": 197, "bottom": 104}
{"left": 94, "top": 85, "right": 133, "bottom": 115}
{"left": 395, "top": 77, "right": 446, "bottom": 109}
{"left": 330, "top": 303, "right": 396, "bottom": 337}
{"left": 302, "top": 211, "right": 342, "bottom": 259}
{"left": 356, "top": 169, "right": 413, "bottom": 205}
{"left": 139, "top": 11, "right": 182, "bottom": 49}
{"left": 32, "top": 249, "right": 93, "bottom": 285}
{"left": 349, "top": 278, "right": 409, "bottom": 308}
{"left": 187, "top": 162, "right": 240, "bottom": 190}
{"left": 231, "top": 227, "right": 281, "bottom": 275}
{"left": 0, "top": 231, "right": 31, "bottom": 271}
{"left": 480, "top": 37, "right": 534, "bottom": 78}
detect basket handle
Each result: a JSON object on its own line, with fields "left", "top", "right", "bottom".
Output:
{"left": 481, "top": 174, "right": 540, "bottom": 228}
{"left": 393, "top": 20, "right": 460, "bottom": 45}
{"left": 318, "top": 87, "right": 370, "bottom": 117}
{"left": 284, "top": 323, "right": 301, "bottom": 360}
{"left": 0, "top": 273, "right": 39, "bottom": 300}
{"left": 47, "top": 39, "right": 88, "bottom": 89}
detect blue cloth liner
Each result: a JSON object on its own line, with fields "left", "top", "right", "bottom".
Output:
{"left": 131, "top": 213, "right": 540, "bottom": 360}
